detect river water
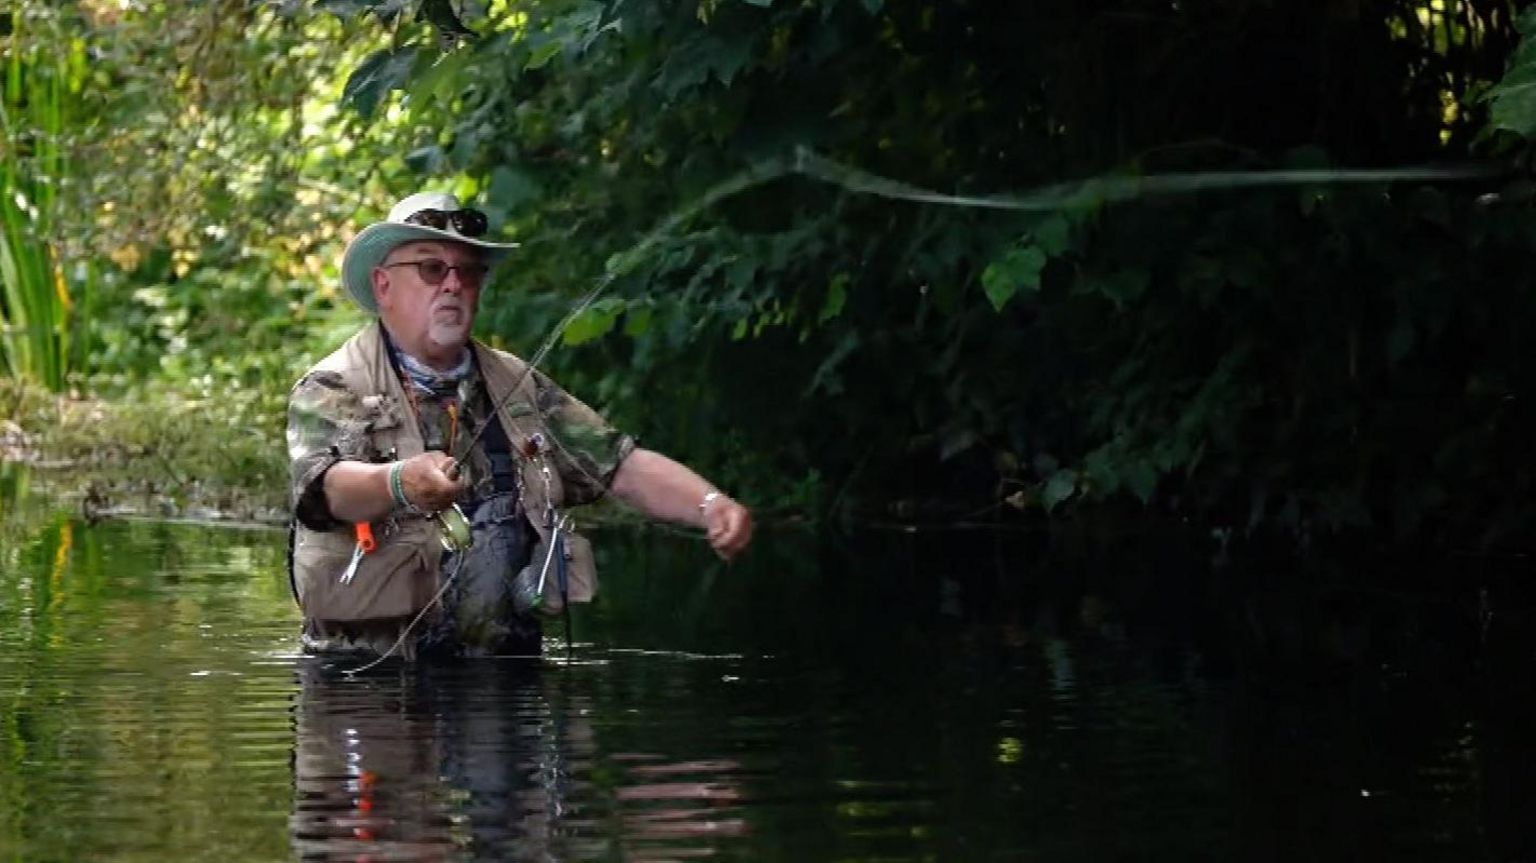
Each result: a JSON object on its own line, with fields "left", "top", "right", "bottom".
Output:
{"left": 1, "top": 505, "right": 1532, "bottom": 861}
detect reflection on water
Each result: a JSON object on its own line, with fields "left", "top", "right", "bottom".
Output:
{"left": 1, "top": 503, "right": 1534, "bottom": 861}
{"left": 291, "top": 658, "right": 749, "bottom": 862}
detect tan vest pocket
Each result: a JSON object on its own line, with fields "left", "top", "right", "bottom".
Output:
{"left": 294, "top": 522, "right": 441, "bottom": 621}
{"left": 521, "top": 529, "right": 597, "bottom": 617}
{"left": 563, "top": 532, "right": 597, "bottom": 605}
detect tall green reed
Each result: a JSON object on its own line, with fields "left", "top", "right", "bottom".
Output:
{"left": 0, "top": 7, "right": 88, "bottom": 392}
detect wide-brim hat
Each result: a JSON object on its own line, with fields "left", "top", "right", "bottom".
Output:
{"left": 340, "top": 191, "right": 520, "bottom": 314}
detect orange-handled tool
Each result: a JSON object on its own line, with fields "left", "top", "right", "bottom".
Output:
{"left": 339, "top": 522, "right": 375, "bottom": 585}
{"left": 355, "top": 521, "right": 376, "bottom": 553}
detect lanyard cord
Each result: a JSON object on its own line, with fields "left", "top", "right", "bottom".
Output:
{"left": 381, "top": 324, "right": 463, "bottom": 456}
{"left": 396, "top": 369, "right": 460, "bottom": 455}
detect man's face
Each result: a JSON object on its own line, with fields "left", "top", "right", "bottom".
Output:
{"left": 373, "top": 240, "right": 486, "bottom": 362}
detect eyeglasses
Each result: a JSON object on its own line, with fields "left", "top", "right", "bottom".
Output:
{"left": 382, "top": 258, "right": 491, "bottom": 288}
{"left": 403, "top": 207, "right": 489, "bottom": 237}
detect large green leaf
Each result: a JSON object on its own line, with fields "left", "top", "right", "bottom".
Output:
{"left": 561, "top": 299, "right": 624, "bottom": 346}
{"left": 341, "top": 45, "right": 419, "bottom": 119}
{"left": 980, "top": 246, "right": 1046, "bottom": 311}
{"left": 1485, "top": 15, "right": 1536, "bottom": 138}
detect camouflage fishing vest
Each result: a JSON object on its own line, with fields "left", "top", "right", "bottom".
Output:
{"left": 289, "top": 324, "right": 599, "bottom": 624}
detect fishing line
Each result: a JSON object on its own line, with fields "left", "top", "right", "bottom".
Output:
{"left": 789, "top": 147, "right": 1498, "bottom": 212}
{"left": 450, "top": 155, "right": 796, "bottom": 464}
{"left": 456, "top": 146, "right": 1499, "bottom": 493}
{"left": 343, "top": 551, "right": 467, "bottom": 674}
{"left": 374, "top": 149, "right": 1498, "bottom": 669}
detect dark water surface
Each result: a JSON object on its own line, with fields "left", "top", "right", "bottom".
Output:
{"left": 2, "top": 510, "right": 1534, "bottom": 862}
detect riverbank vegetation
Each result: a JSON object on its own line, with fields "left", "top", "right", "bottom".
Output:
{"left": 5, "top": 0, "right": 1536, "bottom": 553}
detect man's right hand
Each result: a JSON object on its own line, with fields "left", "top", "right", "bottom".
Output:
{"left": 399, "top": 451, "right": 464, "bottom": 512}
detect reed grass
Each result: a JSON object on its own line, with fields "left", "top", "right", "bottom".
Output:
{"left": 0, "top": 7, "right": 86, "bottom": 392}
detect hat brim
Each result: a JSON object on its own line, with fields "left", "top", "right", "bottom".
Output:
{"left": 341, "top": 223, "right": 519, "bottom": 314}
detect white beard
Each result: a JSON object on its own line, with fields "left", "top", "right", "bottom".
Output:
{"left": 427, "top": 318, "right": 470, "bottom": 350}
{"left": 426, "top": 300, "right": 471, "bottom": 351}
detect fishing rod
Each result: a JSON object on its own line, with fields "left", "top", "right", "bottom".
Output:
{"left": 345, "top": 159, "right": 799, "bottom": 674}
{"left": 447, "top": 154, "right": 797, "bottom": 473}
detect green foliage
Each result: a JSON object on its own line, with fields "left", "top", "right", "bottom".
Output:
{"left": 0, "top": 376, "right": 288, "bottom": 520}
{"left": 0, "top": 6, "right": 91, "bottom": 390}
{"left": 293, "top": 0, "right": 1536, "bottom": 550}
{"left": 1, "top": 0, "right": 438, "bottom": 411}
{"left": 6, "top": 0, "right": 1536, "bottom": 554}
{"left": 0, "top": 0, "right": 450, "bottom": 519}
{"left": 1486, "top": 5, "right": 1536, "bottom": 138}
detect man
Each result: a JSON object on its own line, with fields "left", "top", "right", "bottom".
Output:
{"left": 287, "top": 191, "right": 752, "bottom": 659}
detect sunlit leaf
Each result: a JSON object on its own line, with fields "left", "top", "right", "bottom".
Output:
{"left": 623, "top": 304, "right": 654, "bottom": 337}
{"left": 561, "top": 299, "right": 623, "bottom": 346}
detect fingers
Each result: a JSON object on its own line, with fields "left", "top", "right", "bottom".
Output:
{"left": 399, "top": 451, "right": 465, "bottom": 511}
{"left": 706, "top": 500, "right": 754, "bottom": 561}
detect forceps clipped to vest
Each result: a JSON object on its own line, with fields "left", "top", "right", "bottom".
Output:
{"left": 339, "top": 522, "right": 376, "bottom": 584}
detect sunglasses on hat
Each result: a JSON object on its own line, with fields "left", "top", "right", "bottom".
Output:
{"left": 403, "top": 207, "right": 489, "bottom": 238}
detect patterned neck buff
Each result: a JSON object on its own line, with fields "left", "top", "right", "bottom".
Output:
{"left": 396, "top": 348, "right": 474, "bottom": 398}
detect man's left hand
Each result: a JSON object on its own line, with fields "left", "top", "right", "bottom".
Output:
{"left": 704, "top": 496, "right": 753, "bottom": 561}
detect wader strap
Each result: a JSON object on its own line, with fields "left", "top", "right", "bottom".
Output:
{"left": 479, "top": 410, "right": 519, "bottom": 494}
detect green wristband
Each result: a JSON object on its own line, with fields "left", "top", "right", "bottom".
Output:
{"left": 389, "top": 461, "right": 409, "bottom": 509}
